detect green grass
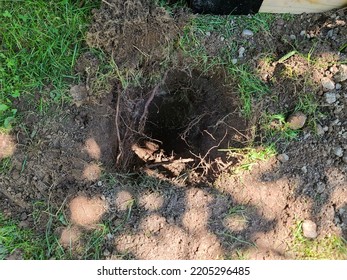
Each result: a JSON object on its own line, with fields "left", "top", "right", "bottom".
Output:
{"left": 261, "top": 113, "right": 300, "bottom": 141}
{"left": 0, "top": 0, "right": 99, "bottom": 129}
{"left": 0, "top": 213, "right": 45, "bottom": 259}
{"left": 220, "top": 145, "right": 276, "bottom": 173}
{"left": 178, "top": 14, "right": 270, "bottom": 117}
{"left": 290, "top": 221, "right": 347, "bottom": 260}
{"left": 32, "top": 198, "right": 114, "bottom": 260}
{"left": 228, "top": 65, "right": 269, "bottom": 117}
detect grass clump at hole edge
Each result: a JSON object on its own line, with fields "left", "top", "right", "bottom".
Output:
{"left": 219, "top": 145, "right": 276, "bottom": 174}
{"left": 0, "top": 0, "right": 100, "bottom": 129}
{"left": 261, "top": 113, "right": 300, "bottom": 142}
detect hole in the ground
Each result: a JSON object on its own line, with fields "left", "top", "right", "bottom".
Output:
{"left": 134, "top": 69, "right": 249, "bottom": 177}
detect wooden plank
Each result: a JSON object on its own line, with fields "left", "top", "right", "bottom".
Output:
{"left": 259, "top": 0, "right": 347, "bottom": 14}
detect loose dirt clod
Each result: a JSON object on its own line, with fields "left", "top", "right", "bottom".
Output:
{"left": 86, "top": 0, "right": 177, "bottom": 69}
{"left": 287, "top": 112, "right": 307, "bottom": 130}
{"left": 0, "top": 133, "right": 16, "bottom": 159}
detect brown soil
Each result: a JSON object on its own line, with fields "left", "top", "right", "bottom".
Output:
{"left": 1, "top": 1, "right": 346, "bottom": 260}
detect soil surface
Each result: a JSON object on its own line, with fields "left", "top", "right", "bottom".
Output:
{"left": 1, "top": 1, "right": 346, "bottom": 259}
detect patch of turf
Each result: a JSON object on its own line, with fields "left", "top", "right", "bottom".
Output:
{"left": 0, "top": 213, "right": 45, "bottom": 260}
{"left": 220, "top": 145, "right": 276, "bottom": 173}
{"left": 291, "top": 221, "right": 347, "bottom": 260}
{"left": 0, "top": 0, "right": 100, "bottom": 129}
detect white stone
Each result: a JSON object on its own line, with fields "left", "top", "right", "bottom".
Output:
{"left": 333, "top": 146, "right": 344, "bottom": 157}
{"left": 321, "top": 77, "right": 335, "bottom": 91}
{"left": 325, "top": 92, "right": 337, "bottom": 104}
{"left": 335, "top": 65, "right": 347, "bottom": 82}
{"left": 316, "top": 124, "right": 325, "bottom": 136}
{"left": 238, "top": 47, "right": 246, "bottom": 58}
{"left": 241, "top": 29, "right": 254, "bottom": 37}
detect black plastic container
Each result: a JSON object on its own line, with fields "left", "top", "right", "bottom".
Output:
{"left": 189, "top": 0, "right": 264, "bottom": 15}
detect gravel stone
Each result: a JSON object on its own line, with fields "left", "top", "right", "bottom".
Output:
{"left": 302, "top": 220, "right": 318, "bottom": 239}
{"left": 333, "top": 146, "right": 344, "bottom": 157}
{"left": 334, "top": 65, "right": 347, "bottom": 82}
{"left": 335, "top": 83, "right": 342, "bottom": 90}
{"left": 321, "top": 77, "right": 335, "bottom": 91}
{"left": 277, "top": 153, "right": 289, "bottom": 163}
{"left": 316, "top": 124, "right": 325, "bottom": 136}
{"left": 325, "top": 92, "right": 337, "bottom": 104}
{"left": 316, "top": 182, "right": 326, "bottom": 193}
{"left": 241, "top": 29, "right": 254, "bottom": 37}
{"left": 238, "top": 47, "right": 245, "bottom": 58}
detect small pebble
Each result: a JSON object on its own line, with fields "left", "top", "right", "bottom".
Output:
{"left": 206, "top": 31, "right": 211, "bottom": 37}
{"left": 300, "top": 30, "right": 306, "bottom": 36}
{"left": 334, "top": 64, "right": 347, "bottom": 82}
{"left": 316, "top": 124, "right": 325, "bottom": 136}
{"left": 301, "top": 166, "right": 307, "bottom": 174}
{"left": 289, "top": 34, "right": 296, "bottom": 40}
{"left": 277, "top": 153, "right": 289, "bottom": 163}
{"left": 316, "top": 182, "right": 325, "bottom": 194}
{"left": 241, "top": 29, "right": 254, "bottom": 37}
{"left": 302, "top": 220, "right": 318, "bottom": 239}
{"left": 287, "top": 111, "right": 307, "bottom": 130}
{"left": 231, "top": 58, "right": 238, "bottom": 65}
{"left": 220, "top": 36, "right": 225, "bottom": 42}
{"left": 238, "top": 47, "right": 245, "bottom": 58}
{"left": 335, "top": 83, "right": 342, "bottom": 90}
{"left": 333, "top": 146, "right": 344, "bottom": 157}
{"left": 321, "top": 77, "right": 335, "bottom": 91}
{"left": 325, "top": 92, "right": 337, "bottom": 104}
{"left": 327, "top": 29, "right": 334, "bottom": 38}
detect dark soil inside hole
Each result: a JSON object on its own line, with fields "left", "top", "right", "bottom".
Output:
{"left": 133, "top": 69, "right": 250, "bottom": 176}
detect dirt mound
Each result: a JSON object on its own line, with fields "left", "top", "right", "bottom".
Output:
{"left": 86, "top": 0, "right": 177, "bottom": 68}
